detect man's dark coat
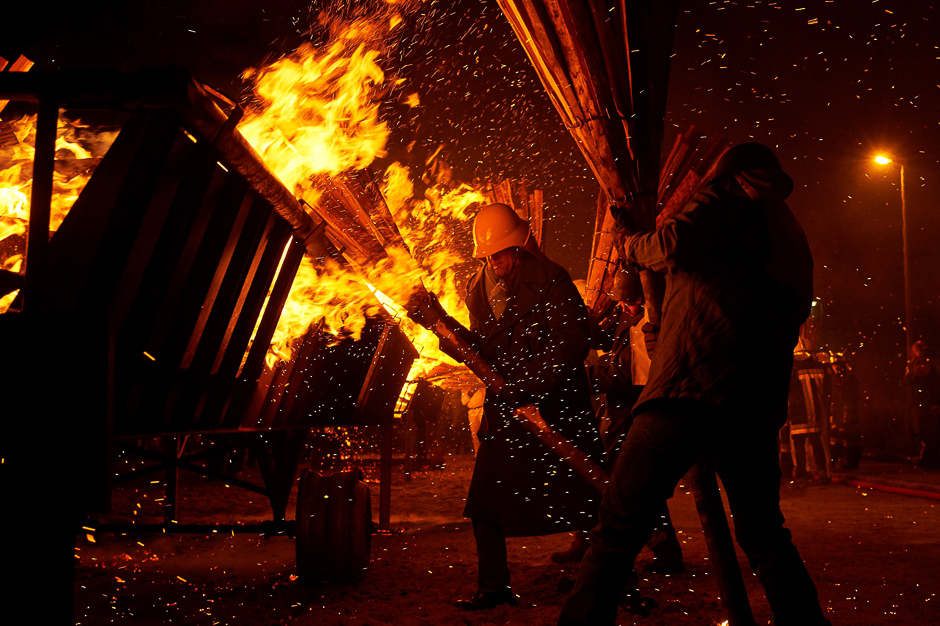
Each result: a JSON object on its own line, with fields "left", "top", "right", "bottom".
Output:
{"left": 624, "top": 169, "right": 814, "bottom": 427}
{"left": 453, "top": 250, "right": 604, "bottom": 537}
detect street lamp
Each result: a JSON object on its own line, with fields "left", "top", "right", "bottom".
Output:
{"left": 874, "top": 155, "right": 913, "bottom": 360}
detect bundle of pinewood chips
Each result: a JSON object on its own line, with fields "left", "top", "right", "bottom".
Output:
{"left": 586, "top": 127, "right": 727, "bottom": 322}
{"left": 495, "top": 1, "right": 726, "bottom": 323}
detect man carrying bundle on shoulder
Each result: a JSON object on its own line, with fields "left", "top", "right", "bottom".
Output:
{"left": 558, "top": 143, "right": 831, "bottom": 626}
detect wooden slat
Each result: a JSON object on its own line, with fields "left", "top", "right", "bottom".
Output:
{"left": 237, "top": 233, "right": 304, "bottom": 385}
{"left": 117, "top": 142, "right": 221, "bottom": 364}
{"left": 165, "top": 180, "right": 259, "bottom": 423}
{"left": 131, "top": 163, "right": 231, "bottom": 430}
{"left": 108, "top": 130, "right": 201, "bottom": 331}
{"left": 153, "top": 175, "right": 257, "bottom": 430}
{"left": 145, "top": 164, "right": 229, "bottom": 360}
{"left": 0, "top": 55, "right": 34, "bottom": 114}
{"left": 209, "top": 214, "right": 278, "bottom": 376}
{"left": 216, "top": 230, "right": 302, "bottom": 430}
{"left": 158, "top": 172, "right": 250, "bottom": 371}
{"left": 23, "top": 97, "right": 57, "bottom": 313}
{"left": 180, "top": 188, "right": 257, "bottom": 370}
{"left": 189, "top": 195, "right": 271, "bottom": 378}
{"left": 196, "top": 213, "right": 289, "bottom": 428}
{"left": 116, "top": 143, "right": 225, "bottom": 431}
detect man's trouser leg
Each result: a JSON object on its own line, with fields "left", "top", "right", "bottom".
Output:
{"left": 646, "top": 503, "right": 683, "bottom": 567}
{"left": 716, "top": 425, "right": 831, "bottom": 626}
{"left": 472, "top": 519, "right": 511, "bottom": 593}
{"left": 558, "top": 404, "right": 703, "bottom": 626}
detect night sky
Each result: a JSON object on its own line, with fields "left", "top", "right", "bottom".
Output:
{"left": 4, "top": 0, "right": 939, "bottom": 435}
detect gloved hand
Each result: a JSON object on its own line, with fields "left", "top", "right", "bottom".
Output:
{"left": 609, "top": 204, "right": 638, "bottom": 236}
{"left": 406, "top": 284, "right": 444, "bottom": 329}
{"left": 490, "top": 379, "right": 529, "bottom": 409}
{"left": 641, "top": 321, "right": 660, "bottom": 356}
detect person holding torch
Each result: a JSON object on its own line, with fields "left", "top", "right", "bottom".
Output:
{"left": 411, "top": 202, "right": 605, "bottom": 610}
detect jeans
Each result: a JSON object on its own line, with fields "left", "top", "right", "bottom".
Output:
{"left": 558, "top": 400, "right": 830, "bottom": 626}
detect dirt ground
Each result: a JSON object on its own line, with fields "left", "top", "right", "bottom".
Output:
{"left": 74, "top": 451, "right": 940, "bottom": 625}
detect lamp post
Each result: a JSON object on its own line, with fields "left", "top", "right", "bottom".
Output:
{"left": 875, "top": 155, "right": 913, "bottom": 361}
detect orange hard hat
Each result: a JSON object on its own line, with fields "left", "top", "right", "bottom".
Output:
{"left": 472, "top": 203, "right": 531, "bottom": 258}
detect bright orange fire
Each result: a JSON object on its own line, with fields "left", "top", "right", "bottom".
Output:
{"left": 0, "top": 114, "right": 118, "bottom": 313}
{"left": 239, "top": 16, "right": 486, "bottom": 386}
{"left": 2, "top": 12, "right": 484, "bottom": 394}
{"left": 238, "top": 28, "right": 390, "bottom": 205}
{"left": 380, "top": 163, "right": 486, "bottom": 380}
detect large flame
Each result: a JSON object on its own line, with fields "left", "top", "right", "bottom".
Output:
{"left": 239, "top": 16, "right": 487, "bottom": 387}
{"left": 258, "top": 159, "right": 487, "bottom": 379}
{"left": 238, "top": 31, "right": 389, "bottom": 204}
{"left": 380, "top": 163, "right": 486, "bottom": 381}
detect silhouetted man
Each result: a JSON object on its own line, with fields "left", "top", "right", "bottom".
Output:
{"left": 558, "top": 143, "right": 831, "bottom": 626}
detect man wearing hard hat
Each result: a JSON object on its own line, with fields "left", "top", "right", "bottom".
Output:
{"left": 448, "top": 203, "right": 605, "bottom": 611}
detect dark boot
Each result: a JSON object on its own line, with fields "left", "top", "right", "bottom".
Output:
{"left": 455, "top": 589, "right": 516, "bottom": 611}
{"left": 644, "top": 528, "right": 685, "bottom": 574}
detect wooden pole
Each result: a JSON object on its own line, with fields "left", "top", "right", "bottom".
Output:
{"left": 688, "top": 463, "right": 757, "bottom": 626}
{"left": 900, "top": 163, "right": 913, "bottom": 360}
{"left": 24, "top": 95, "right": 57, "bottom": 314}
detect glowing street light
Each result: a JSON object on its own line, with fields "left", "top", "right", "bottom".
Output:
{"left": 874, "top": 154, "right": 912, "bottom": 359}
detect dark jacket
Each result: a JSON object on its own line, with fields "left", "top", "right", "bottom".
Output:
{"left": 623, "top": 173, "right": 813, "bottom": 427}
{"left": 450, "top": 250, "right": 604, "bottom": 537}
